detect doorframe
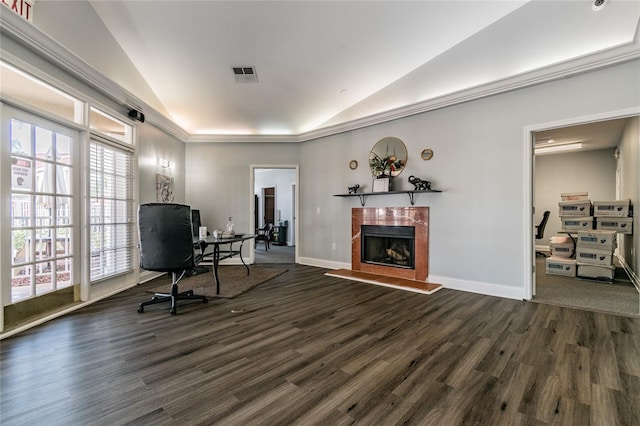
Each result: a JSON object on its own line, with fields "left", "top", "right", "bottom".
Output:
{"left": 291, "top": 183, "right": 296, "bottom": 247}
{"left": 249, "top": 165, "right": 299, "bottom": 264}
{"left": 523, "top": 107, "right": 640, "bottom": 300}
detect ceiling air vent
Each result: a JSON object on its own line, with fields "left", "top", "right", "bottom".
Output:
{"left": 232, "top": 66, "right": 258, "bottom": 83}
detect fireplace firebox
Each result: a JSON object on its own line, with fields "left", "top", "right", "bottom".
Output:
{"left": 361, "top": 225, "right": 415, "bottom": 269}
{"left": 352, "top": 207, "right": 429, "bottom": 281}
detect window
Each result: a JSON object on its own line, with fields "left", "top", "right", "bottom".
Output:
{"left": 89, "top": 107, "right": 132, "bottom": 145}
{"left": 9, "top": 116, "right": 76, "bottom": 302}
{"left": 89, "top": 138, "right": 135, "bottom": 282}
{"left": 1, "top": 62, "right": 83, "bottom": 124}
{"left": 2, "top": 62, "right": 138, "bottom": 326}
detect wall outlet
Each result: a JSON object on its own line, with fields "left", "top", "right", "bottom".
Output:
{"left": 331, "top": 242, "right": 337, "bottom": 250}
{"left": 316, "top": 207, "right": 321, "bottom": 215}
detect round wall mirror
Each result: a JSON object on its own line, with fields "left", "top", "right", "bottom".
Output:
{"left": 369, "top": 137, "right": 407, "bottom": 177}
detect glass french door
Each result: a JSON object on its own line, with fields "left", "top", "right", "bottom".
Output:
{"left": 3, "top": 106, "right": 79, "bottom": 303}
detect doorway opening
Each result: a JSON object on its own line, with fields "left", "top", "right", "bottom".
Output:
{"left": 251, "top": 166, "right": 298, "bottom": 265}
{"left": 528, "top": 112, "right": 639, "bottom": 316}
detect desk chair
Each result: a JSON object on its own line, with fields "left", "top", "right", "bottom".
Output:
{"left": 535, "top": 210, "right": 550, "bottom": 257}
{"left": 189, "top": 209, "right": 210, "bottom": 276}
{"left": 137, "top": 203, "right": 208, "bottom": 314}
{"left": 255, "top": 223, "right": 273, "bottom": 251}
{"left": 190, "top": 238, "right": 212, "bottom": 276}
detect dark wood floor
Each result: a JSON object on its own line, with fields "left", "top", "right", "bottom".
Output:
{"left": 1, "top": 264, "right": 639, "bottom": 425}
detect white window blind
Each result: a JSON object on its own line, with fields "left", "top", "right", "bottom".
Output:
{"left": 89, "top": 139, "right": 134, "bottom": 281}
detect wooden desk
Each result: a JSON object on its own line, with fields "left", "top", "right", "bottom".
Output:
{"left": 197, "top": 234, "right": 256, "bottom": 294}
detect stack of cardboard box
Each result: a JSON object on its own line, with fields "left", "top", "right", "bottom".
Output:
{"left": 545, "top": 194, "right": 634, "bottom": 280}
{"left": 575, "top": 230, "right": 617, "bottom": 281}
{"left": 574, "top": 199, "right": 633, "bottom": 281}
{"left": 545, "top": 193, "right": 591, "bottom": 277}
{"left": 594, "top": 200, "right": 633, "bottom": 235}
{"left": 546, "top": 235, "right": 576, "bottom": 277}
{"left": 558, "top": 194, "right": 593, "bottom": 232}
{"left": 549, "top": 235, "right": 573, "bottom": 258}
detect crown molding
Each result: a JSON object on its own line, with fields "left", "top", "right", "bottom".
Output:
{"left": 139, "top": 109, "right": 189, "bottom": 141}
{"left": 298, "top": 41, "right": 640, "bottom": 143}
{"left": 2, "top": 10, "right": 638, "bottom": 145}
{"left": 187, "top": 134, "right": 300, "bottom": 143}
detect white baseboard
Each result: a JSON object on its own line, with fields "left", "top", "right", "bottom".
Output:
{"left": 298, "top": 257, "right": 350, "bottom": 270}
{"left": 429, "top": 274, "right": 526, "bottom": 300}
{"left": 139, "top": 270, "right": 164, "bottom": 284}
{"left": 616, "top": 253, "right": 640, "bottom": 293}
{"left": 298, "top": 257, "right": 525, "bottom": 300}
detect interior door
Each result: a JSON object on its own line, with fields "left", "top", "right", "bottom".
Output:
{"left": 263, "top": 187, "right": 275, "bottom": 226}
{"left": 254, "top": 194, "right": 259, "bottom": 231}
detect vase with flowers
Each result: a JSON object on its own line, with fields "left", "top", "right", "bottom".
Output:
{"left": 369, "top": 150, "right": 404, "bottom": 190}
{"left": 369, "top": 152, "right": 404, "bottom": 177}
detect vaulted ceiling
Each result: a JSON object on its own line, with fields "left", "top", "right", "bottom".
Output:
{"left": 25, "top": 1, "right": 640, "bottom": 140}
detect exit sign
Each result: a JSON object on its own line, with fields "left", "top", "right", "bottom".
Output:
{"left": 2, "top": 0, "right": 34, "bottom": 22}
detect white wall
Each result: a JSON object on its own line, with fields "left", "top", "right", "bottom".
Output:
{"left": 297, "top": 59, "right": 640, "bottom": 299}
{"left": 185, "top": 143, "right": 300, "bottom": 252}
{"left": 137, "top": 123, "right": 185, "bottom": 205}
{"left": 534, "top": 148, "right": 617, "bottom": 244}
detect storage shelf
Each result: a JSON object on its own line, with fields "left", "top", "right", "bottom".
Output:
{"left": 333, "top": 189, "right": 442, "bottom": 206}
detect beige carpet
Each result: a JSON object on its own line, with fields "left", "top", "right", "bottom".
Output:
{"left": 534, "top": 257, "right": 639, "bottom": 317}
{"left": 147, "top": 266, "right": 287, "bottom": 298}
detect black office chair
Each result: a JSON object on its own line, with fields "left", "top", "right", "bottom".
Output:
{"left": 137, "top": 203, "right": 208, "bottom": 314}
{"left": 535, "top": 210, "right": 551, "bottom": 257}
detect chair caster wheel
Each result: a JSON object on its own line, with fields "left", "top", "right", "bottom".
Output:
{"left": 137, "top": 306, "right": 144, "bottom": 313}
{"left": 170, "top": 308, "right": 177, "bottom": 315}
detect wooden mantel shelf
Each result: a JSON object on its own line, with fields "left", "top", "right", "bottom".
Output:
{"left": 333, "top": 189, "right": 442, "bottom": 206}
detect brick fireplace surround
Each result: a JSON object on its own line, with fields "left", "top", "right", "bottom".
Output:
{"left": 352, "top": 207, "right": 429, "bottom": 281}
